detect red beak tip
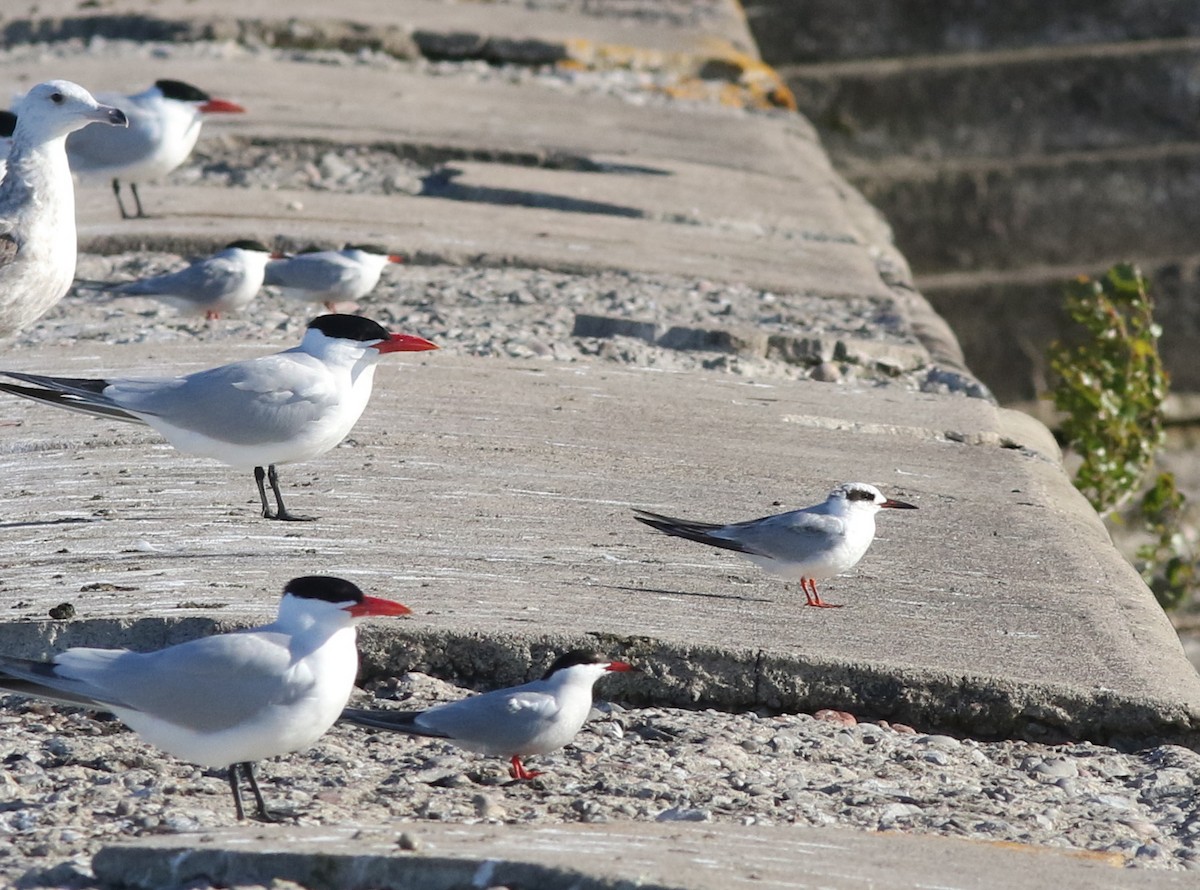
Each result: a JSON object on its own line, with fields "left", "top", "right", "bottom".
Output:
{"left": 607, "top": 661, "right": 636, "bottom": 673}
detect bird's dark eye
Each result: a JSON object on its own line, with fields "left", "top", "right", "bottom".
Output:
{"left": 50, "top": 92, "right": 64, "bottom": 104}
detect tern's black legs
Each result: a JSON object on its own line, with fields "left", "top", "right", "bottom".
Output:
{"left": 227, "top": 761, "right": 278, "bottom": 822}
{"left": 254, "top": 465, "right": 316, "bottom": 522}
{"left": 111, "top": 178, "right": 147, "bottom": 219}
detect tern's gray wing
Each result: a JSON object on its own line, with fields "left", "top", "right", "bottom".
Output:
{"left": 66, "top": 97, "right": 162, "bottom": 174}
{"left": 340, "top": 707, "right": 449, "bottom": 738}
{"left": 265, "top": 254, "right": 354, "bottom": 292}
{"left": 720, "top": 510, "right": 846, "bottom": 561}
{"left": 108, "top": 256, "right": 239, "bottom": 302}
{"left": 416, "top": 687, "right": 561, "bottom": 748}
{"left": 48, "top": 631, "right": 297, "bottom": 733}
{"left": 105, "top": 352, "right": 341, "bottom": 445}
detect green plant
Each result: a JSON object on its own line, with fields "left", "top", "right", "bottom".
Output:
{"left": 1049, "top": 263, "right": 1196, "bottom": 610}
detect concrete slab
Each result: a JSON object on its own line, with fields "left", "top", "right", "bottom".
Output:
{"left": 90, "top": 821, "right": 1195, "bottom": 890}
{"left": 2, "top": 350, "right": 1196, "bottom": 744}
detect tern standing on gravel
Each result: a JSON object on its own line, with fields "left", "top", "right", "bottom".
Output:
{"left": 67, "top": 79, "right": 245, "bottom": 219}
{"left": 342, "top": 651, "right": 634, "bottom": 780}
{"left": 0, "top": 314, "right": 438, "bottom": 520}
{"left": 0, "top": 576, "right": 411, "bottom": 821}
{"left": 266, "top": 244, "right": 403, "bottom": 312}
{"left": 83, "top": 239, "right": 277, "bottom": 319}
{"left": 0, "top": 80, "right": 127, "bottom": 337}
{"left": 634, "top": 482, "right": 917, "bottom": 608}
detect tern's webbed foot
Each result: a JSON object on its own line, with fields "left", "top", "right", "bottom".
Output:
{"left": 266, "top": 509, "right": 317, "bottom": 523}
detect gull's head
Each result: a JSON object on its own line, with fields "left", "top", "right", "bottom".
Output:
{"left": 829, "top": 482, "right": 918, "bottom": 515}
{"left": 14, "top": 80, "right": 127, "bottom": 142}
{"left": 301, "top": 314, "right": 438, "bottom": 364}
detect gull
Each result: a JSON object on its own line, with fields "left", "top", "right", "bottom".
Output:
{"left": 82, "top": 239, "right": 277, "bottom": 319}
{"left": 265, "top": 243, "right": 403, "bottom": 312}
{"left": 67, "top": 79, "right": 245, "bottom": 219}
{"left": 634, "top": 482, "right": 917, "bottom": 608}
{"left": 0, "top": 575, "right": 411, "bottom": 821}
{"left": 0, "top": 80, "right": 127, "bottom": 337}
{"left": 342, "top": 651, "right": 634, "bottom": 780}
{"left": 0, "top": 314, "right": 438, "bottom": 520}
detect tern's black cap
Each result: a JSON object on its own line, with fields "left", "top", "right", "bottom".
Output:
{"left": 542, "top": 650, "right": 611, "bottom": 680}
{"left": 284, "top": 576, "right": 364, "bottom": 605}
{"left": 307, "top": 314, "right": 390, "bottom": 343}
{"left": 155, "top": 80, "right": 211, "bottom": 102}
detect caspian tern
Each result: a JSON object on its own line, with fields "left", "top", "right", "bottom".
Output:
{"left": 0, "top": 314, "right": 438, "bottom": 520}
{"left": 634, "top": 482, "right": 918, "bottom": 608}
{"left": 0, "top": 81, "right": 127, "bottom": 337}
{"left": 265, "top": 244, "right": 402, "bottom": 312}
{"left": 81, "top": 239, "right": 277, "bottom": 319}
{"left": 0, "top": 575, "right": 411, "bottom": 821}
{"left": 66, "top": 79, "right": 245, "bottom": 219}
{"left": 342, "top": 650, "right": 634, "bottom": 780}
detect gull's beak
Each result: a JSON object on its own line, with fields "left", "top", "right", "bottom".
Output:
{"left": 881, "top": 498, "right": 917, "bottom": 510}
{"left": 95, "top": 105, "right": 128, "bottom": 128}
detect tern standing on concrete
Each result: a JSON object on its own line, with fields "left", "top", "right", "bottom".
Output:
{"left": 67, "top": 79, "right": 245, "bottom": 219}
{"left": 0, "top": 576, "right": 411, "bottom": 821}
{"left": 84, "top": 239, "right": 276, "bottom": 319}
{"left": 342, "top": 651, "right": 634, "bottom": 780}
{"left": 0, "top": 80, "right": 127, "bottom": 337}
{"left": 634, "top": 482, "right": 917, "bottom": 608}
{"left": 266, "top": 244, "right": 403, "bottom": 312}
{"left": 0, "top": 314, "right": 438, "bottom": 520}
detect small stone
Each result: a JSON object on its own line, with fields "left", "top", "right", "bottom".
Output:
{"left": 397, "top": 832, "right": 420, "bottom": 851}
{"left": 656, "top": 806, "right": 711, "bottom": 822}
{"left": 813, "top": 710, "right": 856, "bottom": 727}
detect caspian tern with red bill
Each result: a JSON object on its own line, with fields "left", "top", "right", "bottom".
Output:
{"left": 0, "top": 576, "right": 411, "bottom": 821}
{"left": 0, "top": 314, "right": 438, "bottom": 520}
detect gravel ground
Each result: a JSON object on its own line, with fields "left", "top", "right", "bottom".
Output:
{"left": 4, "top": 670, "right": 1200, "bottom": 887}
{"left": 6, "top": 251, "right": 936, "bottom": 395}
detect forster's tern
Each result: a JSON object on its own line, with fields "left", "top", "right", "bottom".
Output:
{"left": 82, "top": 239, "right": 276, "bottom": 319}
{"left": 342, "top": 651, "right": 633, "bottom": 780}
{"left": 0, "top": 81, "right": 127, "bottom": 337}
{"left": 266, "top": 244, "right": 402, "bottom": 312}
{"left": 67, "top": 79, "right": 245, "bottom": 219}
{"left": 0, "top": 575, "right": 411, "bottom": 821}
{"left": 0, "top": 314, "right": 438, "bottom": 520}
{"left": 634, "top": 482, "right": 917, "bottom": 608}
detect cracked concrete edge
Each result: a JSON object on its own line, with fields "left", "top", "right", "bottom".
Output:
{"left": 2, "top": 618, "right": 1196, "bottom": 748}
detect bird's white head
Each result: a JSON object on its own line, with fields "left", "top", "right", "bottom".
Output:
{"left": 278, "top": 575, "right": 411, "bottom": 627}
{"left": 153, "top": 79, "right": 246, "bottom": 115}
{"left": 344, "top": 243, "right": 404, "bottom": 265}
{"left": 829, "top": 482, "right": 918, "bottom": 514}
{"left": 542, "top": 650, "right": 636, "bottom": 687}
{"left": 14, "top": 80, "right": 127, "bottom": 142}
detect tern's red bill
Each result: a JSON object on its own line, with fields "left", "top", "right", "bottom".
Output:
{"left": 375, "top": 333, "right": 438, "bottom": 354}
{"left": 346, "top": 595, "right": 412, "bottom": 617}
{"left": 200, "top": 98, "right": 246, "bottom": 114}
{"left": 605, "top": 660, "right": 635, "bottom": 672}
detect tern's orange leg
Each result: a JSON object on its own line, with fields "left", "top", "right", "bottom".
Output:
{"left": 508, "top": 756, "right": 543, "bottom": 780}
{"left": 803, "top": 578, "right": 843, "bottom": 609}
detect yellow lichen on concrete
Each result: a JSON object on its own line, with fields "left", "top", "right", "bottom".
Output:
{"left": 559, "top": 36, "right": 796, "bottom": 112}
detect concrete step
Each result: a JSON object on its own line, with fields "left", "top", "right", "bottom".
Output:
{"left": 852, "top": 142, "right": 1200, "bottom": 274}
{"left": 746, "top": 0, "right": 1200, "bottom": 64}
{"left": 778, "top": 37, "right": 1200, "bottom": 164}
